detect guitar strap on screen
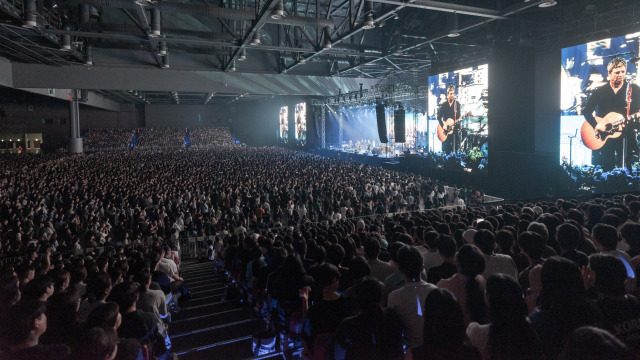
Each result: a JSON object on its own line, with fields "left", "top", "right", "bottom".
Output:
{"left": 627, "top": 81, "right": 632, "bottom": 118}
{"left": 454, "top": 98, "right": 458, "bottom": 125}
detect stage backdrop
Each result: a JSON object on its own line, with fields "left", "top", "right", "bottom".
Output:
{"left": 295, "top": 102, "right": 307, "bottom": 146}
{"left": 279, "top": 105, "right": 288, "bottom": 144}
{"left": 428, "top": 64, "right": 489, "bottom": 164}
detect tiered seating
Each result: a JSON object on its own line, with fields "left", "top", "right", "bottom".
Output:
{"left": 82, "top": 127, "right": 236, "bottom": 152}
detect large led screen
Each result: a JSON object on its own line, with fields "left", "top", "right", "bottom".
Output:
{"left": 279, "top": 105, "right": 289, "bottom": 143}
{"left": 295, "top": 102, "right": 307, "bottom": 146}
{"left": 428, "top": 64, "right": 489, "bottom": 171}
{"left": 561, "top": 33, "right": 640, "bottom": 173}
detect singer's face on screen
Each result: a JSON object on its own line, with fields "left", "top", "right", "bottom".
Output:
{"left": 447, "top": 88, "right": 455, "bottom": 102}
{"left": 609, "top": 65, "right": 626, "bottom": 87}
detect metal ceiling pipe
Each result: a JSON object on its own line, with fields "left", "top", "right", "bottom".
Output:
{"left": 268, "top": 15, "right": 333, "bottom": 28}
{"left": 150, "top": 8, "right": 161, "bottom": 37}
{"left": 22, "top": 0, "right": 37, "bottom": 28}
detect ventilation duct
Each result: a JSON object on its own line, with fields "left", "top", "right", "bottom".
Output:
{"left": 321, "top": 26, "right": 332, "bottom": 49}
{"left": 362, "top": 1, "right": 374, "bottom": 29}
{"left": 157, "top": 41, "right": 167, "bottom": 56}
{"left": 250, "top": 31, "right": 261, "bottom": 45}
{"left": 393, "top": 32, "right": 402, "bottom": 55}
{"left": 238, "top": 47, "right": 246, "bottom": 61}
{"left": 84, "top": 45, "right": 93, "bottom": 66}
{"left": 22, "top": 0, "right": 37, "bottom": 28}
{"left": 60, "top": 25, "right": 72, "bottom": 51}
{"left": 150, "top": 8, "right": 161, "bottom": 37}
{"left": 80, "top": 4, "right": 91, "bottom": 23}
{"left": 448, "top": 12, "right": 460, "bottom": 37}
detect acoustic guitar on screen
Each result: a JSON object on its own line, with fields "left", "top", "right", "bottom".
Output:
{"left": 437, "top": 112, "right": 473, "bottom": 142}
{"left": 581, "top": 111, "right": 640, "bottom": 150}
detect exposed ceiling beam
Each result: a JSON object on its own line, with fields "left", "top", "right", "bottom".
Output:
{"left": 401, "top": 0, "right": 545, "bottom": 53}
{"left": 337, "top": 0, "right": 545, "bottom": 75}
{"left": 372, "top": 0, "right": 503, "bottom": 19}
{"left": 42, "top": 28, "right": 395, "bottom": 59}
{"left": 283, "top": 3, "right": 407, "bottom": 73}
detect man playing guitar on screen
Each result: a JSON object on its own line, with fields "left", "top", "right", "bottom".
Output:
{"left": 583, "top": 58, "right": 640, "bottom": 170}
{"left": 438, "top": 85, "right": 463, "bottom": 154}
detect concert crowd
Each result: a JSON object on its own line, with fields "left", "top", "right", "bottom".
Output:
{"left": 0, "top": 133, "right": 638, "bottom": 360}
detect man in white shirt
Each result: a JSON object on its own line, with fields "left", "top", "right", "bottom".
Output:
{"left": 157, "top": 248, "right": 182, "bottom": 283}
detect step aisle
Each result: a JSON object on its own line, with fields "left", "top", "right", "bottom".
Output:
{"left": 170, "top": 259, "right": 265, "bottom": 360}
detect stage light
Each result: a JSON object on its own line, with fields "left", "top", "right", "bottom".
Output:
{"left": 84, "top": 45, "right": 93, "bottom": 66}
{"left": 157, "top": 41, "right": 167, "bottom": 56}
{"left": 251, "top": 31, "right": 261, "bottom": 45}
{"left": 271, "top": 0, "right": 286, "bottom": 19}
{"left": 322, "top": 27, "right": 332, "bottom": 49}
{"left": 362, "top": 14, "right": 375, "bottom": 29}
{"left": 448, "top": 12, "right": 460, "bottom": 37}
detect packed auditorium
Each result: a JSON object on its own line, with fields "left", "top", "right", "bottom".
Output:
{"left": 0, "top": 1, "right": 639, "bottom": 360}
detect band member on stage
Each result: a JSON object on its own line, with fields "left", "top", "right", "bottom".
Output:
{"left": 438, "top": 85, "right": 463, "bottom": 154}
{"left": 583, "top": 58, "right": 640, "bottom": 170}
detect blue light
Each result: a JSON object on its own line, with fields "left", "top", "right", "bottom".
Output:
{"left": 618, "top": 255, "right": 636, "bottom": 279}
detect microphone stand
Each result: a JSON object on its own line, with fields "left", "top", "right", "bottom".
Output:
{"left": 568, "top": 129, "right": 577, "bottom": 178}
{"left": 624, "top": 78, "right": 632, "bottom": 169}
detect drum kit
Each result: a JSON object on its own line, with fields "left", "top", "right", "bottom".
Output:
{"left": 458, "top": 116, "right": 488, "bottom": 156}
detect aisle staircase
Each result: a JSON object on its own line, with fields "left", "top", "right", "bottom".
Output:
{"left": 170, "top": 259, "right": 283, "bottom": 360}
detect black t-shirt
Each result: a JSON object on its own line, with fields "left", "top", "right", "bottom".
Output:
{"left": 307, "top": 295, "right": 353, "bottom": 338}
{"left": 437, "top": 100, "right": 462, "bottom": 127}
{"left": 427, "top": 262, "right": 457, "bottom": 285}
{"left": 595, "top": 295, "right": 640, "bottom": 351}
{"left": 334, "top": 308, "right": 403, "bottom": 360}
{"left": 584, "top": 81, "right": 640, "bottom": 128}
{"left": 118, "top": 309, "right": 158, "bottom": 344}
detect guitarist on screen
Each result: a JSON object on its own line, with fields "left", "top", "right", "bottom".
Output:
{"left": 583, "top": 58, "right": 640, "bottom": 170}
{"left": 438, "top": 84, "right": 462, "bottom": 154}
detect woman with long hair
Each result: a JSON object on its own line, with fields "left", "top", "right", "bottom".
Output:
{"left": 529, "top": 257, "right": 599, "bottom": 359}
{"left": 437, "top": 244, "right": 488, "bottom": 325}
{"left": 418, "top": 288, "right": 481, "bottom": 360}
{"left": 467, "top": 274, "right": 542, "bottom": 360}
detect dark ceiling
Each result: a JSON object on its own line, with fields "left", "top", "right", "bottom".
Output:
{"left": 0, "top": 0, "right": 637, "bottom": 105}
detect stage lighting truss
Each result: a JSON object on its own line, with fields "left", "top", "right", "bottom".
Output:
{"left": 321, "top": 84, "right": 428, "bottom": 108}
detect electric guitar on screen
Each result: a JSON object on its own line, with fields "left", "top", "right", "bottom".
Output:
{"left": 437, "top": 112, "right": 473, "bottom": 142}
{"left": 580, "top": 111, "right": 640, "bottom": 150}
